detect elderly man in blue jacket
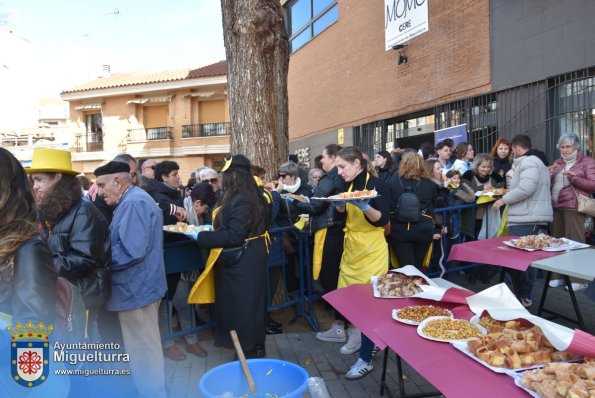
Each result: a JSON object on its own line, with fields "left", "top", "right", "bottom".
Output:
{"left": 95, "top": 161, "right": 167, "bottom": 398}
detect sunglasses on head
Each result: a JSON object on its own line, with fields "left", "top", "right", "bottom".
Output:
{"left": 206, "top": 178, "right": 218, "bottom": 184}
{"left": 144, "top": 165, "right": 156, "bottom": 170}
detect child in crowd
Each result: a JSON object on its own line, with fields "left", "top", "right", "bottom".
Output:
{"left": 444, "top": 170, "right": 475, "bottom": 239}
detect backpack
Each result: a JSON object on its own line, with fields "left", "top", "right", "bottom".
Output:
{"left": 396, "top": 178, "right": 421, "bottom": 223}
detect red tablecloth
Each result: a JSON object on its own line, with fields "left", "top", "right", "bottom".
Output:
{"left": 324, "top": 284, "right": 528, "bottom": 398}
{"left": 448, "top": 237, "right": 560, "bottom": 271}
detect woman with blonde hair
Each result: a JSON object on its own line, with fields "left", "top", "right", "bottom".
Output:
{"left": 389, "top": 153, "right": 438, "bottom": 269}
{"left": 0, "top": 148, "right": 57, "bottom": 324}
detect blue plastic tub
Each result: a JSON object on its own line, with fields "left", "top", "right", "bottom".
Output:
{"left": 199, "top": 358, "right": 308, "bottom": 398}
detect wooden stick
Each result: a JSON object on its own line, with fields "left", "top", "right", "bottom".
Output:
{"left": 230, "top": 330, "right": 256, "bottom": 395}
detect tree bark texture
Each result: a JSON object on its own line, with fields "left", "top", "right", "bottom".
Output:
{"left": 221, "top": 0, "right": 289, "bottom": 177}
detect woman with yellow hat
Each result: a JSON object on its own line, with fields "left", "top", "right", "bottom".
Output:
{"left": 188, "top": 154, "right": 270, "bottom": 358}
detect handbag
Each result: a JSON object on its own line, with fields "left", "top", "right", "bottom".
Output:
{"left": 571, "top": 186, "right": 595, "bottom": 217}
{"left": 217, "top": 242, "right": 247, "bottom": 267}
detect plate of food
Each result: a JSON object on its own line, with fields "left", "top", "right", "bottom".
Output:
{"left": 475, "top": 187, "right": 508, "bottom": 197}
{"left": 163, "top": 222, "right": 210, "bottom": 239}
{"left": 452, "top": 322, "right": 581, "bottom": 373}
{"left": 372, "top": 272, "right": 429, "bottom": 298}
{"left": 417, "top": 316, "right": 483, "bottom": 343}
{"left": 503, "top": 234, "right": 590, "bottom": 252}
{"left": 280, "top": 193, "right": 310, "bottom": 203}
{"left": 310, "top": 189, "right": 378, "bottom": 201}
{"left": 510, "top": 360, "right": 595, "bottom": 398}
{"left": 392, "top": 306, "right": 453, "bottom": 326}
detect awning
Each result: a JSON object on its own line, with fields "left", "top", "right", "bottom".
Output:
{"left": 75, "top": 103, "right": 103, "bottom": 110}
{"left": 126, "top": 95, "right": 173, "bottom": 105}
{"left": 183, "top": 91, "right": 216, "bottom": 98}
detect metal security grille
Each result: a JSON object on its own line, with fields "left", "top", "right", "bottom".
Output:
{"left": 355, "top": 67, "right": 595, "bottom": 160}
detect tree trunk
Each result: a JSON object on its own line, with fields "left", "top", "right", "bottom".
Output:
{"left": 221, "top": 0, "right": 289, "bottom": 178}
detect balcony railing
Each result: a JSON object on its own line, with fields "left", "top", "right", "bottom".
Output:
{"left": 127, "top": 127, "right": 173, "bottom": 142}
{"left": 182, "top": 122, "right": 230, "bottom": 138}
{"left": 72, "top": 132, "right": 104, "bottom": 152}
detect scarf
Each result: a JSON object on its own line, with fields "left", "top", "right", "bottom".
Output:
{"left": 562, "top": 150, "right": 577, "bottom": 164}
{"left": 474, "top": 172, "right": 491, "bottom": 184}
{"left": 283, "top": 177, "right": 302, "bottom": 194}
{"left": 552, "top": 150, "right": 577, "bottom": 203}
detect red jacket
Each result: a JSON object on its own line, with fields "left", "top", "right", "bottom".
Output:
{"left": 551, "top": 151, "right": 595, "bottom": 209}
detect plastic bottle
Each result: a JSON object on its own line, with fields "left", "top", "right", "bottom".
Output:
{"left": 307, "top": 376, "right": 330, "bottom": 398}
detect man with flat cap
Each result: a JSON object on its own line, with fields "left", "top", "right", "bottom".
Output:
{"left": 94, "top": 161, "right": 167, "bottom": 398}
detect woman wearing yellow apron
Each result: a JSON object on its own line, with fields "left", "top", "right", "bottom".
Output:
{"left": 188, "top": 155, "right": 270, "bottom": 358}
{"left": 291, "top": 144, "right": 350, "bottom": 345}
{"left": 333, "top": 146, "right": 391, "bottom": 380}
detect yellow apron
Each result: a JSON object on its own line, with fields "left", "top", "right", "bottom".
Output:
{"left": 312, "top": 227, "right": 327, "bottom": 279}
{"left": 188, "top": 207, "right": 269, "bottom": 304}
{"left": 337, "top": 175, "right": 388, "bottom": 288}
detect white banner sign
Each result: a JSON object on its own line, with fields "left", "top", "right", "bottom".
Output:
{"left": 385, "top": 0, "right": 429, "bottom": 50}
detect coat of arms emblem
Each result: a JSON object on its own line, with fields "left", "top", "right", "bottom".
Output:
{"left": 8, "top": 321, "right": 53, "bottom": 387}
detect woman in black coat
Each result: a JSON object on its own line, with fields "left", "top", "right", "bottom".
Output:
{"left": 389, "top": 153, "right": 438, "bottom": 270}
{"left": 0, "top": 148, "right": 57, "bottom": 325}
{"left": 194, "top": 155, "right": 270, "bottom": 358}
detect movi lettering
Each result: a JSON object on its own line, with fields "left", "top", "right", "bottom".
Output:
{"left": 385, "top": 0, "right": 426, "bottom": 28}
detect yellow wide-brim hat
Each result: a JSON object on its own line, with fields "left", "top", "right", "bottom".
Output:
{"left": 26, "top": 148, "right": 81, "bottom": 175}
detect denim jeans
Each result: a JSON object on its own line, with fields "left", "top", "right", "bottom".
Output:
{"left": 509, "top": 224, "right": 547, "bottom": 299}
{"left": 359, "top": 333, "right": 375, "bottom": 363}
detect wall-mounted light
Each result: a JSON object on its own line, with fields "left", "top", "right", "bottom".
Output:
{"left": 392, "top": 44, "right": 408, "bottom": 65}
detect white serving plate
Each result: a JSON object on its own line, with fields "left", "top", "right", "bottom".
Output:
{"left": 392, "top": 307, "right": 453, "bottom": 326}
{"left": 417, "top": 316, "right": 483, "bottom": 343}
{"left": 502, "top": 238, "right": 590, "bottom": 252}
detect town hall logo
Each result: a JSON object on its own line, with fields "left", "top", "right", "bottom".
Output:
{"left": 8, "top": 321, "right": 53, "bottom": 387}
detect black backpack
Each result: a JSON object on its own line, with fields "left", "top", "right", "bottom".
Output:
{"left": 396, "top": 178, "right": 421, "bottom": 223}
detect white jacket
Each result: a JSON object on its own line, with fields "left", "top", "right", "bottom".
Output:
{"left": 503, "top": 155, "right": 553, "bottom": 225}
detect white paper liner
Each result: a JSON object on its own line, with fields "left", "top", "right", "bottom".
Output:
{"left": 465, "top": 284, "right": 576, "bottom": 352}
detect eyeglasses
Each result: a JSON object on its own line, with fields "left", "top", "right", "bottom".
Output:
{"left": 278, "top": 174, "right": 288, "bottom": 179}
{"left": 206, "top": 178, "right": 218, "bottom": 184}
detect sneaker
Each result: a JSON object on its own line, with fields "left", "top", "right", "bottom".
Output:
{"left": 345, "top": 358, "right": 373, "bottom": 380}
{"left": 316, "top": 321, "right": 346, "bottom": 343}
{"left": 340, "top": 327, "right": 361, "bottom": 354}
{"left": 548, "top": 279, "right": 565, "bottom": 288}
{"left": 521, "top": 298, "right": 533, "bottom": 307}
{"left": 565, "top": 283, "right": 588, "bottom": 292}
{"left": 371, "top": 346, "right": 380, "bottom": 360}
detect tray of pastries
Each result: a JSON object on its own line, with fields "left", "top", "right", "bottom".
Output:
{"left": 393, "top": 306, "right": 453, "bottom": 326}
{"left": 280, "top": 193, "right": 310, "bottom": 203}
{"left": 511, "top": 358, "right": 595, "bottom": 398}
{"left": 503, "top": 234, "right": 590, "bottom": 252}
{"left": 475, "top": 187, "right": 509, "bottom": 197}
{"left": 417, "top": 316, "right": 483, "bottom": 343}
{"left": 311, "top": 189, "right": 378, "bottom": 201}
{"left": 372, "top": 272, "right": 429, "bottom": 298}
{"left": 452, "top": 318, "right": 581, "bottom": 373}
{"left": 163, "top": 222, "right": 211, "bottom": 239}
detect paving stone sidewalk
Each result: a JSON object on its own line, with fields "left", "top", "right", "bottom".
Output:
{"left": 165, "top": 272, "right": 594, "bottom": 397}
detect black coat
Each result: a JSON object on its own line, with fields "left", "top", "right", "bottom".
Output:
{"left": 0, "top": 238, "right": 57, "bottom": 324}
{"left": 293, "top": 167, "right": 347, "bottom": 232}
{"left": 44, "top": 199, "right": 111, "bottom": 309}
{"left": 276, "top": 181, "right": 311, "bottom": 228}
{"left": 196, "top": 195, "right": 268, "bottom": 351}
{"left": 144, "top": 179, "right": 183, "bottom": 226}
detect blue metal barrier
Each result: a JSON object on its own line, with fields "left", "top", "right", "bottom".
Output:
{"left": 161, "top": 226, "right": 320, "bottom": 341}
{"left": 426, "top": 202, "right": 501, "bottom": 278}
{"left": 162, "top": 239, "right": 214, "bottom": 341}
{"left": 267, "top": 226, "right": 319, "bottom": 332}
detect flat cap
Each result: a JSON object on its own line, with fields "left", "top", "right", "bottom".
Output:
{"left": 94, "top": 161, "right": 130, "bottom": 177}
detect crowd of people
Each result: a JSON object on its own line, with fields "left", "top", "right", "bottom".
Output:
{"left": 1, "top": 131, "right": 594, "bottom": 392}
